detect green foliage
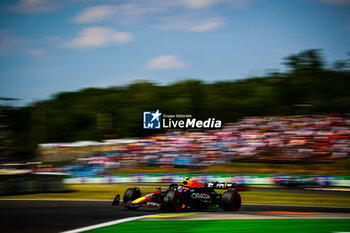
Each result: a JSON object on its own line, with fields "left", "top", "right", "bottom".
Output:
{"left": 3, "top": 49, "right": 350, "bottom": 160}
{"left": 284, "top": 49, "right": 325, "bottom": 73}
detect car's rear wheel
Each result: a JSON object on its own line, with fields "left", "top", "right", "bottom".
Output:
{"left": 123, "top": 187, "right": 141, "bottom": 209}
{"left": 164, "top": 190, "right": 184, "bottom": 212}
{"left": 221, "top": 191, "right": 241, "bottom": 211}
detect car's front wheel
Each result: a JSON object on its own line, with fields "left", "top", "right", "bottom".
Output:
{"left": 123, "top": 187, "right": 141, "bottom": 209}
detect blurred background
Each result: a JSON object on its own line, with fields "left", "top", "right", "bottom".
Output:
{"left": 0, "top": 0, "right": 349, "bottom": 198}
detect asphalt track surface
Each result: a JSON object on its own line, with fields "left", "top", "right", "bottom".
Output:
{"left": 1, "top": 200, "right": 349, "bottom": 233}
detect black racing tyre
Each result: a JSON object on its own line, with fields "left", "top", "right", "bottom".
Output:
{"left": 221, "top": 191, "right": 241, "bottom": 211}
{"left": 123, "top": 187, "right": 141, "bottom": 209}
{"left": 164, "top": 190, "right": 184, "bottom": 212}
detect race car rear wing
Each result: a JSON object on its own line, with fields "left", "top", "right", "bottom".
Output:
{"left": 205, "top": 182, "right": 237, "bottom": 189}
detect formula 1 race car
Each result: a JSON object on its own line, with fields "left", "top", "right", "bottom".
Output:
{"left": 112, "top": 178, "right": 241, "bottom": 212}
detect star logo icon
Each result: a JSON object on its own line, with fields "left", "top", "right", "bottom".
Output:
{"left": 150, "top": 109, "right": 161, "bottom": 122}
{"left": 143, "top": 110, "right": 162, "bottom": 129}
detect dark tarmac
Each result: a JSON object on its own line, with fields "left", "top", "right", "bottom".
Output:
{"left": 0, "top": 200, "right": 349, "bottom": 233}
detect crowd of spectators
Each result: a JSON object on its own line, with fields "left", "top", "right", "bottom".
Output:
{"left": 65, "top": 115, "right": 350, "bottom": 175}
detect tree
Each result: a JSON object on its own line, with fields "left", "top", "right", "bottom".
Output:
{"left": 333, "top": 52, "right": 350, "bottom": 71}
{"left": 283, "top": 49, "right": 324, "bottom": 73}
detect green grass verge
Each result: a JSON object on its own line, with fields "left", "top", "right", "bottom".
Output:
{"left": 86, "top": 219, "right": 350, "bottom": 233}
{"left": 1, "top": 184, "right": 350, "bottom": 207}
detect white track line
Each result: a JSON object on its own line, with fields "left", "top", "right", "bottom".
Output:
{"left": 61, "top": 214, "right": 162, "bottom": 233}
